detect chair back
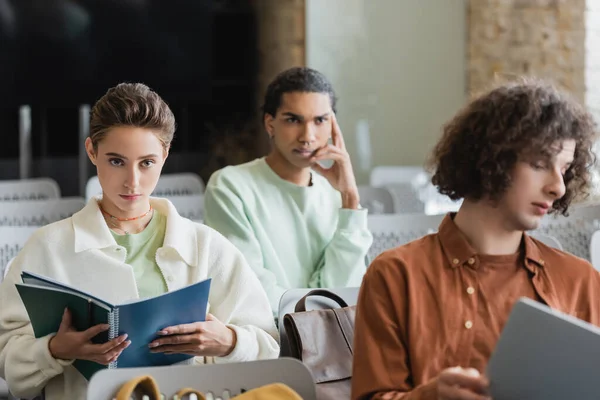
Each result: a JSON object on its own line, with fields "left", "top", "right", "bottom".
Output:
{"left": 0, "top": 178, "right": 60, "bottom": 201}
{"left": 86, "top": 173, "right": 205, "bottom": 201}
{"left": 166, "top": 195, "right": 204, "bottom": 222}
{"left": 0, "top": 197, "right": 85, "bottom": 227}
{"left": 0, "top": 226, "right": 38, "bottom": 280}
{"left": 529, "top": 232, "right": 563, "bottom": 251}
{"left": 367, "top": 213, "right": 444, "bottom": 261}
{"left": 86, "top": 358, "right": 316, "bottom": 400}
{"left": 533, "top": 204, "right": 600, "bottom": 261}
{"left": 278, "top": 287, "right": 359, "bottom": 357}
{"left": 384, "top": 183, "right": 425, "bottom": 214}
{"left": 590, "top": 230, "right": 600, "bottom": 271}
{"left": 369, "top": 166, "right": 425, "bottom": 187}
{"left": 357, "top": 186, "right": 395, "bottom": 214}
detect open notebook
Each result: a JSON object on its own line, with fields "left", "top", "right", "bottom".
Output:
{"left": 16, "top": 271, "right": 211, "bottom": 380}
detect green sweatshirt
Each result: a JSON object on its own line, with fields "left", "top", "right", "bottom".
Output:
{"left": 204, "top": 157, "right": 373, "bottom": 311}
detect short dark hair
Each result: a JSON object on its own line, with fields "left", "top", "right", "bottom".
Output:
{"left": 261, "top": 67, "right": 337, "bottom": 117}
{"left": 428, "top": 78, "right": 597, "bottom": 215}
{"left": 90, "top": 83, "right": 176, "bottom": 151}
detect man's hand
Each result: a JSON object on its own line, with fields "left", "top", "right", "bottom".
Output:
{"left": 48, "top": 308, "right": 131, "bottom": 365}
{"left": 436, "top": 367, "right": 491, "bottom": 400}
{"left": 148, "top": 313, "right": 237, "bottom": 358}
{"left": 311, "top": 113, "right": 360, "bottom": 209}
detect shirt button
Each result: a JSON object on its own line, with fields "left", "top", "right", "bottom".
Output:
{"left": 465, "top": 320, "right": 473, "bottom": 329}
{"left": 167, "top": 275, "right": 174, "bottom": 282}
{"left": 115, "top": 248, "right": 122, "bottom": 252}
{"left": 466, "top": 287, "right": 475, "bottom": 295}
{"left": 452, "top": 258, "right": 459, "bottom": 265}
{"left": 468, "top": 258, "right": 475, "bottom": 265}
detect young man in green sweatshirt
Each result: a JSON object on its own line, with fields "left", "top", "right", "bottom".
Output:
{"left": 204, "top": 67, "right": 373, "bottom": 312}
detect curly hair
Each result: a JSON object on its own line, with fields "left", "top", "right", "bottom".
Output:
{"left": 428, "top": 78, "right": 597, "bottom": 215}
{"left": 262, "top": 67, "right": 337, "bottom": 117}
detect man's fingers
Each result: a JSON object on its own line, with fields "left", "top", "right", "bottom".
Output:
{"left": 311, "top": 163, "right": 328, "bottom": 176}
{"left": 438, "top": 384, "right": 491, "bottom": 400}
{"left": 440, "top": 369, "right": 489, "bottom": 395}
{"left": 311, "top": 145, "right": 344, "bottom": 160}
{"left": 331, "top": 113, "right": 346, "bottom": 150}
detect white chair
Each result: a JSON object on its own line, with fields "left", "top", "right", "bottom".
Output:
{"left": 0, "top": 178, "right": 60, "bottom": 201}
{"left": 166, "top": 194, "right": 204, "bottom": 222}
{"left": 0, "top": 197, "right": 85, "bottom": 227}
{"left": 367, "top": 213, "right": 445, "bottom": 261}
{"left": 277, "top": 287, "right": 360, "bottom": 357}
{"left": 412, "top": 181, "right": 463, "bottom": 215}
{"left": 529, "top": 232, "right": 563, "bottom": 251}
{"left": 357, "top": 185, "right": 395, "bottom": 214}
{"left": 384, "top": 183, "right": 426, "bottom": 214}
{"left": 590, "top": 230, "right": 600, "bottom": 271}
{"left": 0, "top": 226, "right": 38, "bottom": 280}
{"left": 86, "top": 358, "right": 316, "bottom": 400}
{"left": 533, "top": 204, "right": 600, "bottom": 261}
{"left": 369, "top": 166, "right": 425, "bottom": 187}
{"left": 85, "top": 173, "right": 205, "bottom": 201}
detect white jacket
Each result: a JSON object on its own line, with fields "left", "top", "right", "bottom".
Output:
{"left": 0, "top": 197, "right": 279, "bottom": 399}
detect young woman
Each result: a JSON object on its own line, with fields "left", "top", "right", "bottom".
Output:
{"left": 0, "top": 83, "right": 279, "bottom": 400}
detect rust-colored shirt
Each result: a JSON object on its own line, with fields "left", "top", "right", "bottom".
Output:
{"left": 352, "top": 214, "right": 600, "bottom": 400}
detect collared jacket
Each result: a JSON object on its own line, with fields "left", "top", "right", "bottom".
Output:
{"left": 0, "top": 197, "right": 279, "bottom": 399}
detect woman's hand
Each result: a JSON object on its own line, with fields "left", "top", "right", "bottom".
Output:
{"left": 49, "top": 308, "right": 131, "bottom": 365}
{"left": 148, "top": 313, "right": 237, "bottom": 357}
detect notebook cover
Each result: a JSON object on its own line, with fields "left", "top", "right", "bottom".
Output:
{"left": 15, "top": 283, "right": 111, "bottom": 380}
{"left": 16, "top": 272, "right": 212, "bottom": 379}
{"left": 114, "top": 278, "right": 212, "bottom": 368}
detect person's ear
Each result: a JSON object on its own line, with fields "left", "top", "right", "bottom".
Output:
{"left": 85, "top": 138, "right": 97, "bottom": 166}
{"left": 264, "top": 113, "right": 275, "bottom": 139}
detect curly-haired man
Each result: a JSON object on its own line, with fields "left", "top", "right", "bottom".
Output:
{"left": 352, "top": 79, "right": 600, "bottom": 400}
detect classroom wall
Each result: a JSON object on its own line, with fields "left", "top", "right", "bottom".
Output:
{"left": 306, "top": 0, "right": 467, "bottom": 184}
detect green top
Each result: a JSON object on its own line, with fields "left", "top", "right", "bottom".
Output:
{"left": 204, "top": 157, "right": 373, "bottom": 311}
{"left": 111, "top": 211, "right": 168, "bottom": 299}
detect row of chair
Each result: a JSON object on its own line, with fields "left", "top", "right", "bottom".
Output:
{"left": 0, "top": 165, "right": 427, "bottom": 200}
{"left": 0, "top": 174, "right": 206, "bottom": 201}
{"left": 1, "top": 202, "right": 599, "bottom": 280}
{"left": 0, "top": 170, "right": 460, "bottom": 216}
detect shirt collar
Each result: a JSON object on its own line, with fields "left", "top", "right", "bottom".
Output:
{"left": 438, "top": 213, "right": 546, "bottom": 272}
{"left": 72, "top": 197, "right": 199, "bottom": 267}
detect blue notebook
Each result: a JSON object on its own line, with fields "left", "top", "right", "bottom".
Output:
{"left": 15, "top": 271, "right": 211, "bottom": 380}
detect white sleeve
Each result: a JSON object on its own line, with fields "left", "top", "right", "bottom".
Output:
{"left": 0, "top": 235, "right": 74, "bottom": 398}
{"left": 204, "top": 231, "right": 279, "bottom": 362}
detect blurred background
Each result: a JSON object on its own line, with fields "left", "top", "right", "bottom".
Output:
{"left": 0, "top": 0, "right": 597, "bottom": 195}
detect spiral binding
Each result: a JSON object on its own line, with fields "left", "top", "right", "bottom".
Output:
{"left": 108, "top": 308, "right": 120, "bottom": 369}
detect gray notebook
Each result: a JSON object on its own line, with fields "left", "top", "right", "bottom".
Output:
{"left": 487, "top": 297, "right": 600, "bottom": 400}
